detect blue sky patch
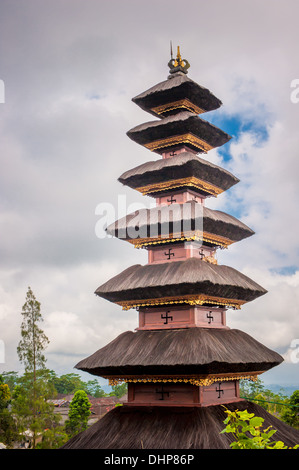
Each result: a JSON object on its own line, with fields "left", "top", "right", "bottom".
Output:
{"left": 270, "top": 265, "right": 298, "bottom": 276}
{"left": 206, "top": 110, "right": 270, "bottom": 162}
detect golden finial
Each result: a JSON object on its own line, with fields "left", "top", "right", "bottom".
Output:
{"left": 174, "top": 46, "right": 183, "bottom": 67}
{"left": 168, "top": 44, "right": 190, "bottom": 76}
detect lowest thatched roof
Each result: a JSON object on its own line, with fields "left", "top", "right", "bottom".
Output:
{"left": 127, "top": 111, "right": 231, "bottom": 154}
{"left": 106, "top": 202, "right": 254, "bottom": 245}
{"left": 62, "top": 401, "right": 299, "bottom": 449}
{"left": 132, "top": 73, "right": 222, "bottom": 118}
{"left": 75, "top": 328, "right": 282, "bottom": 377}
{"left": 118, "top": 152, "right": 239, "bottom": 196}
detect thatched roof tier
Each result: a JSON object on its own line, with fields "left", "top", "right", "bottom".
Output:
{"left": 132, "top": 74, "right": 222, "bottom": 118}
{"left": 61, "top": 401, "right": 299, "bottom": 449}
{"left": 95, "top": 258, "right": 267, "bottom": 308}
{"left": 75, "top": 328, "right": 282, "bottom": 377}
{"left": 118, "top": 152, "right": 239, "bottom": 197}
{"left": 126, "top": 111, "right": 231, "bottom": 154}
{"left": 106, "top": 202, "right": 254, "bottom": 247}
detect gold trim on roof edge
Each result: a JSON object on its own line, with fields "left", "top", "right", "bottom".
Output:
{"left": 106, "top": 373, "right": 259, "bottom": 387}
{"left": 144, "top": 133, "right": 213, "bottom": 153}
{"left": 116, "top": 294, "right": 245, "bottom": 311}
{"left": 127, "top": 231, "right": 233, "bottom": 249}
{"left": 151, "top": 99, "right": 205, "bottom": 116}
{"left": 135, "top": 176, "right": 223, "bottom": 196}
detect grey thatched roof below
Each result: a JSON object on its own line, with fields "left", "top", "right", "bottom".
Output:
{"left": 118, "top": 152, "right": 239, "bottom": 194}
{"left": 62, "top": 401, "right": 299, "bottom": 449}
{"left": 76, "top": 328, "right": 282, "bottom": 377}
{"left": 106, "top": 202, "right": 254, "bottom": 244}
{"left": 127, "top": 111, "right": 231, "bottom": 154}
{"left": 95, "top": 258, "right": 267, "bottom": 304}
{"left": 132, "top": 74, "right": 222, "bottom": 117}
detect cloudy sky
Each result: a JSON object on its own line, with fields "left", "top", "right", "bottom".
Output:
{"left": 0, "top": 0, "right": 299, "bottom": 389}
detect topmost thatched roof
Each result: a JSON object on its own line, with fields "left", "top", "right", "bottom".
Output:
{"left": 132, "top": 73, "right": 222, "bottom": 118}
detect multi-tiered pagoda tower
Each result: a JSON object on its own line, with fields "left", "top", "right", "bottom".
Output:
{"left": 64, "top": 48, "right": 299, "bottom": 449}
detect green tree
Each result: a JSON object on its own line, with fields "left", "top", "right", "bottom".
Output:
{"left": 36, "top": 427, "right": 69, "bottom": 449}
{"left": 0, "top": 375, "right": 17, "bottom": 447}
{"left": 1, "top": 371, "right": 19, "bottom": 393}
{"left": 109, "top": 382, "right": 127, "bottom": 398}
{"left": 240, "top": 378, "right": 290, "bottom": 416}
{"left": 17, "top": 287, "right": 49, "bottom": 376}
{"left": 281, "top": 390, "right": 299, "bottom": 429}
{"left": 50, "top": 372, "right": 106, "bottom": 397}
{"left": 221, "top": 407, "right": 299, "bottom": 449}
{"left": 85, "top": 379, "right": 106, "bottom": 397}
{"left": 65, "top": 390, "right": 91, "bottom": 437}
{"left": 0, "top": 377, "right": 11, "bottom": 404}
{"left": 12, "top": 369, "right": 60, "bottom": 448}
{"left": 51, "top": 373, "right": 84, "bottom": 395}
{"left": 15, "top": 287, "right": 55, "bottom": 448}
{"left": 240, "top": 378, "right": 266, "bottom": 399}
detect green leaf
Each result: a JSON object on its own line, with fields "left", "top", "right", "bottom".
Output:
{"left": 238, "top": 410, "right": 255, "bottom": 420}
{"left": 221, "top": 424, "right": 236, "bottom": 433}
{"left": 262, "top": 429, "right": 276, "bottom": 439}
{"left": 250, "top": 416, "right": 264, "bottom": 428}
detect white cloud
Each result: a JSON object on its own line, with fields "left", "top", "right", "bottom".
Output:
{"left": 45, "top": 310, "right": 101, "bottom": 356}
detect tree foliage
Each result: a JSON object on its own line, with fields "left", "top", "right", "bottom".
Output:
{"left": 0, "top": 375, "right": 17, "bottom": 447}
{"left": 109, "top": 383, "right": 127, "bottom": 399}
{"left": 65, "top": 390, "right": 91, "bottom": 437}
{"left": 240, "top": 378, "right": 296, "bottom": 421}
{"left": 0, "top": 287, "right": 126, "bottom": 448}
{"left": 12, "top": 370, "right": 60, "bottom": 448}
{"left": 221, "top": 408, "right": 299, "bottom": 449}
{"left": 48, "top": 372, "right": 107, "bottom": 397}
{"left": 281, "top": 391, "right": 299, "bottom": 429}
{"left": 14, "top": 287, "right": 53, "bottom": 448}
{"left": 17, "top": 287, "right": 49, "bottom": 375}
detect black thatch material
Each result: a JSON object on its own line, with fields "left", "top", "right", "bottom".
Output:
{"left": 118, "top": 152, "right": 239, "bottom": 194}
{"left": 95, "top": 258, "right": 266, "bottom": 305}
{"left": 127, "top": 111, "right": 231, "bottom": 154}
{"left": 75, "top": 328, "right": 283, "bottom": 377}
{"left": 106, "top": 202, "right": 254, "bottom": 244}
{"left": 132, "top": 74, "right": 222, "bottom": 117}
{"left": 61, "top": 401, "right": 299, "bottom": 449}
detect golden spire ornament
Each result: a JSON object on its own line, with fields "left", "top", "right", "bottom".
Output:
{"left": 168, "top": 44, "right": 190, "bottom": 75}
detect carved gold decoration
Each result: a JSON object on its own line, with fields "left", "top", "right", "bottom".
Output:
{"left": 144, "top": 133, "right": 213, "bottom": 153}
{"left": 106, "top": 373, "right": 259, "bottom": 388}
{"left": 151, "top": 99, "right": 205, "bottom": 116}
{"left": 135, "top": 176, "right": 223, "bottom": 197}
{"left": 128, "top": 230, "right": 233, "bottom": 249}
{"left": 168, "top": 45, "right": 190, "bottom": 74}
{"left": 116, "top": 293, "right": 245, "bottom": 311}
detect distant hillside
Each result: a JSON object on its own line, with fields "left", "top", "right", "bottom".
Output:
{"left": 266, "top": 384, "right": 298, "bottom": 396}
